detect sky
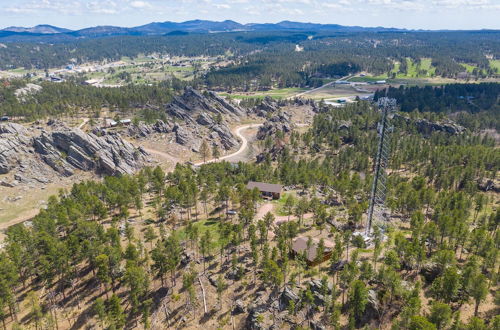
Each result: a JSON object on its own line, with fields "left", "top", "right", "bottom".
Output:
{"left": 1, "top": 0, "right": 500, "bottom": 30}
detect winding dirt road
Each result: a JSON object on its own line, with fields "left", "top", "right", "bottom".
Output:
{"left": 0, "top": 123, "right": 263, "bottom": 235}
{"left": 195, "top": 123, "right": 262, "bottom": 165}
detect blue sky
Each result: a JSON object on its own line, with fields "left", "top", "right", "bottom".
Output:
{"left": 1, "top": 0, "right": 499, "bottom": 30}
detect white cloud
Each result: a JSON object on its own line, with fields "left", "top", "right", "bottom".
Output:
{"left": 215, "top": 4, "right": 231, "bottom": 9}
{"left": 130, "top": 1, "right": 152, "bottom": 9}
{"left": 87, "top": 0, "right": 118, "bottom": 14}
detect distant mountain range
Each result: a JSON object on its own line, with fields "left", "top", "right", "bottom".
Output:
{"left": 1, "top": 24, "right": 72, "bottom": 34}
{"left": 0, "top": 20, "right": 407, "bottom": 42}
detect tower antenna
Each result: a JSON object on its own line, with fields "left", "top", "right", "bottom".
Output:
{"left": 366, "top": 97, "right": 397, "bottom": 235}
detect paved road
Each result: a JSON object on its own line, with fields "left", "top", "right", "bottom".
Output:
{"left": 290, "top": 75, "right": 351, "bottom": 99}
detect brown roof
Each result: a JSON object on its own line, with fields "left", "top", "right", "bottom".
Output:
{"left": 292, "top": 237, "right": 333, "bottom": 262}
{"left": 247, "top": 181, "right": 283, "bottom": 194}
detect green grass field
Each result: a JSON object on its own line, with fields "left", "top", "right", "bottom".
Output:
{"left": 461, "top": 63, "right": 476, "bottom": 73}
{"left": 221, "top": 87, "right": 309, "bottom": 100}
{"left": 348, "top": 76, "right": 386, "bottom": 82}
{"left": 8, "top": 68, "right": 29, "bottom": 74}
{"left": 489, "top": 60, "right": 500, "bottom": 72}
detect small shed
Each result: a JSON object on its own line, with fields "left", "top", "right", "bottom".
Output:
{"left": 246, "top": 181, "right": 283, "bottom": 199}
{"left": 291, "top": 237, "right": 334, "bottom": 266}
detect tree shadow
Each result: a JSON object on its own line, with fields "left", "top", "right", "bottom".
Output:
{"left": 199, "top": 309, "right": 217, "bottom": 324}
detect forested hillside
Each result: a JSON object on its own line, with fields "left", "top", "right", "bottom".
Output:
{"left": 0, "top": 79, "right": 190, "bottom": 120}
{"left": 0, "top": 99, "right": 498, "bottom": 329}
{"left": 1, "top": 30, "right": 499, "bottom": 88}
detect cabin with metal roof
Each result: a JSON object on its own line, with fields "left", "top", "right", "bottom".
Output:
{"left": 291, "top": 236, "right": 334, "bottom": 266}
{"left": 246, "top": 181, "right": 283, "bottom": 199}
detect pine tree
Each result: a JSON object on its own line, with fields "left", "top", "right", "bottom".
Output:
{"left": 200, "top": 140, "right": 210, "bottom": 163}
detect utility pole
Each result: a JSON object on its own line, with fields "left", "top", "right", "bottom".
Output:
{"left": 365, "top": 97, "right": 397, "bottom": 235}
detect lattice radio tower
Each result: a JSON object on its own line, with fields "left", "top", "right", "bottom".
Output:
{"left": 365, "top": 97, "right": 397, "bottom": 235}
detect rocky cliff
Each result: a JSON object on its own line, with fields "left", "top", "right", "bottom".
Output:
{"left": 0, "top": 122, "right": 149, "bottom": 186}
{"left": 166, "top": 87, "right": 245, "bottom": 122}
{"left": 127, "top": 87, "right": 242, "bottom": 152}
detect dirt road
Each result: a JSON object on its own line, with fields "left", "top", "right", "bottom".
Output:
{"left": 256, "top": 202, "right": 313, "bottom": 224}
{"left": 0, "top": 123, "right": 263, "bottom": 236}
{"left": 196, "top": 123, "right": 262, "bottom": 165}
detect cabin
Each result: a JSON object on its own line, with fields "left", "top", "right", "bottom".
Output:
{"left": 246, "top": 181, "right": 283, "bottom": 200}
{"left": 291, "top": 236, "right": 334, "bottom": 266}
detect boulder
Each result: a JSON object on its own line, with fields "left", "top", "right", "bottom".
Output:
{"left": 173, "top": 124, "right": 193, "bottom": 146}
{"left": 246, "top": 309, "right": 264, "bottom": 330}
{"left": 153, "top": 120, "right": 171, "bottom": 133}
{"left": 0, "top": 180, "right": 17, "bottom": 188}
{"left": 127, "top": 120, "right": 172, "bottom": 138}
{"left": 0, "top": 123, "right": 28, "bottom": 135}
{"left": 279, "top": 287, "right": 300, "bottom": 311}
{"left": 207, "top": 275, "right": 218, "bottom": 288}
{"left": 310, "top": 321, "right": 326, "bottom": 330}
{"left": 232, "top": 300, "right": 246, "bottom": 314}
{"left": 180, "top": 252, "right": 192, "bottom": 266}
{"left": 196, "top": 112, "right": 214, "bottom": 126}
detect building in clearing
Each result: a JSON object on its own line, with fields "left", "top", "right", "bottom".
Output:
{"left": 246, "top": 181, "right": 283, "bottom": 200}
{"left": 291, "top": 236, "right": 334, "bottom": 266}
{"left": 104, "top": 119, "right": 118, "bottom": 127}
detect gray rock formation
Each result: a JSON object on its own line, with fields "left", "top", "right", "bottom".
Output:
{"left": 34, "top": 127, "right": 149, "bottom": 176}
{"left": 256, "top": 112, "right": 294, "bottom": 140}
{"left": 0, "top": 123, "right": 28, "bottom": 135}
{"left": 279, "top": 287, "right": 300, "bottom": 311}
{"left": 127, "top": 120, "right": 172, "bottom": 138}
{"left": 1, "top": 122, "right": 149, "bottom": 182}
{"left": 246, "top": 308, "right": 265, "bottom": 330}
{"left": 394, "top": 114, "right": 465, "bottom": 135}
{"left": 212, "top": 124, "right": 238, "bottom": 149}
{"left": 196, "top": 112, "right": 214, "bottom": 126}
{"left": 306, "top": 279, "right": 332, "bottom": 295}
{"left": 166, "top": 87, "right": 244, "bottom": 122}
{"left": 164, "top": 87, "right": 241, "bottom": 150}
{"left": 254, "top": 96, "right": 280, "bottom": 117}
{"left": 173, "top": 123, "right": 195, "bottom": 147}
{"left": 0, "top": 124, "right": 32, "bottom": 174}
